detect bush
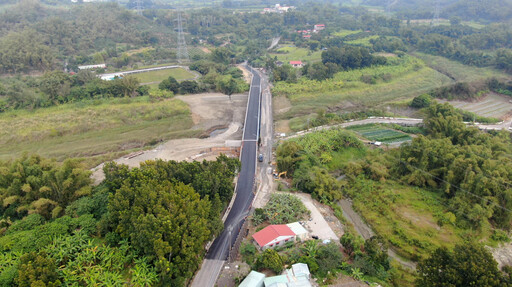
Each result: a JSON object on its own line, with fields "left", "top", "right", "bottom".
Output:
{"left": 410, "top": 94, "right": 432, "bottom": 109}
{"left": 257, "top": 249, "right": 284, "bottom": 273}
{"left": 491, "top": 229, "right": 510, "bottom": 243}
{"left": 7, "top": 214, "right": 45, "bottom": 234}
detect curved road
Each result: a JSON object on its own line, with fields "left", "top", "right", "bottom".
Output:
{"left": 191, "top": 67, "right": 261, "bottom": 287}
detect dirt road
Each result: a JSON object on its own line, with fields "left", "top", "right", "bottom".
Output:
{"left": 339, "top": 199, "right": 417, "bottom": 270}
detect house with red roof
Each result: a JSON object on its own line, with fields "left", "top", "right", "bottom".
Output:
{"left": 252, "top": 222, "right": 308, "bottom": 250}
{"left": 289, "top": 61, "right": 303, "bottom": 68}
{"left": 314, "top": 24, "right": 325, "bottom": 31}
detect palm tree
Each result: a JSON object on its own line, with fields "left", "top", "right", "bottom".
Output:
{"left": 351, "top": 267, "right": 363, "bottom": 281}
{"left": 301, "top": 240, "right": 318, "bottom": 258}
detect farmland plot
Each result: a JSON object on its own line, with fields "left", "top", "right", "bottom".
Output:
{"left": 346, "top": 124, "right": 411, "bottom": 143}
{"left": 439, "top": 93, "right": 512, "bottom": 119}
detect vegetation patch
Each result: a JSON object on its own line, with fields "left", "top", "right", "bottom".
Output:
{"left": 273, "top": 55, "right": 452, "bottom": 117}
{"left": 132, "top": 68, "right": 196, "bottom": 85}
{"left": 345, "top": 35, "right": 380, "bottom": 47}
{"left": 0, "top": 97, "right": 195, "bottom": 166}
{"left": 270, "top": 46, "right": 323, "bottom": 63}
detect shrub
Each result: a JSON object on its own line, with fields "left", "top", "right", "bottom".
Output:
{"left": 7, "top": 214, "right": 45, "bottom": 234}
{"left": 410, "top": 94, "right": 432, "bottom": 109}
{"left": 257, "top": 249, "right": 284, "bottom": 273}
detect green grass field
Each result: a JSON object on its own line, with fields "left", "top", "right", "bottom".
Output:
{"left": 333, "top": 29, "right": 362, "bottom": 37}
{"left": 132, "top": 68, "right": 196, "bottom": 85}
{"left": 0, "top": 97, "right": 197, "bottom": 167}
{"left": 270, "top": 46, "right": 323, "bottom": 63}
{"left": 413, "top": 52, "right": 511, "bottom": 82}
{"left": 346, "top": 124, "right": 411, "bottom": 143}
{"left": 273, "top": 55, "right": 453, "bottom": 118}
{"left": 351, "top": 179, "right": 461, "bottom": 261}
{"left": 345, "top": 35, "right": 379, "bottom": 47}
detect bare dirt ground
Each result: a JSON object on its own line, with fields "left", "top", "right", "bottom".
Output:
{"left": 273, "top": 191, "right": 341, "bottom": 241}
{"left": 491, "top": 243, "right": 512, "bottom": 270}
{"left": 327, "top": 276, "right": 369, "bottom": 287}
{"left": 91, "top": 93, "right": 248, "bottom": 184}
{"left": 215, "top": 261, "right": 251, "bottom": 287}
{"left": 237, "top": 64, "right": 252, "bottom": 84}
{"left": 439, "top": 93, "right": 512, "bottom": 120}
{"left": 273, "top": 96, "right": 292, "bottom": 115}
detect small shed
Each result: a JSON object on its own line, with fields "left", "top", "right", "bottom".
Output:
{"left": 239, "top": 270, "right": 265, "bottom": 287}
{"left": 264, "top": 275, "right": 289, "bottom": 287}
{"left": 291, "top": 263, "right": 310, "bottom": 279}
{"left": 286, "top": 222, "right": 308, "bottom": 242}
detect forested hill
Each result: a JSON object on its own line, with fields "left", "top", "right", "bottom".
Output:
{"left": 0, "top": 2, "right": 159, "bottom": 73}
{"left": 363, "top": 0, "right": 512, "bottom": 23}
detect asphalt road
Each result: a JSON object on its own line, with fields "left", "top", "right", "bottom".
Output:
{"left": 206, "top": 67, "right": 261, "bottom": 261}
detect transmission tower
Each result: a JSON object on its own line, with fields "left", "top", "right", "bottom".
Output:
{"left": 176, "top": 10, "right": 189, "bottom": 63}
{"left": 431, "top": 0, "right": 441, "bottom": 26}
{"left": 385, "top": 0, "right": 393, "bottom": 14}
{"left": 134, "top": 0, "right": 144, "bottom": 16}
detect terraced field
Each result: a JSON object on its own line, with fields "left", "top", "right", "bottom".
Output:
{"left": 346, "top": 124, "right": 411, "bottom": 143}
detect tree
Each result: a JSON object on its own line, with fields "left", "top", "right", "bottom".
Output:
{"left": 216, "top": 75, "right": 238, "bottom": 96}
{"left": 180, "top": 80, "right": 199, "bottom": 94}
{"left": 410, "top": 94, "right": 432, "bottom": 109}
{"left": 107, "top": 167, "right": 213, "bottom": 285}
{"left": 15, "top": 252, "right": 61, "bottom": 287}
{"left": 416, "top": 242, "right": 510, "bottom": 287}
{"left": 39, "top": 71, "right": 72, "bottom": 103}
{"left": 257, "top": 249, "right": 284, "bottom": 273}
{"left": 276, "top": 141, "right": 303, "bottom": 174}
{"left": 159, "top": 76, "right": 180, "bottom": 94}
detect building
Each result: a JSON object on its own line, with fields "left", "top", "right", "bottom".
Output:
{"left": 241, "top": 263, "right": 312, "bottom": 287}
{"left": 263, "top": 263, "right": 312, "bottom": 287}
{"left": 253, "top": 225, "right": 295, "bottom": 250}
{"left": 287, "top": 222, "right": 308, "bottom": 242}
{"left": 252, "top": 222, "right": 308, "bottom": 249}
{"left": 314, "top": 24, "right": 325, "bottom": 31}
{"left": 78, "top": 64, "right": 106, "bottom": 70}
{"left": 291, "top": 263, "right": 310, "bottom": 279}
{"left": 263, "top": 4, "right": 294, "bottom": 13}
{"left": 239, "top": 271, "right": 265, "bottom": 287}
{"left": 302, "top": 34, "right": 312, "bottom": 39}
{"left": 289, "top": 61, "right": 303, "bottom": 68}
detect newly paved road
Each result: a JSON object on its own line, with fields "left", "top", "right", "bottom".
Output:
{"left": 207, "top": 67, "right": 260, "bottom": 260}
{"left": 191, "top": 67, "right": 261, "bottom": 287}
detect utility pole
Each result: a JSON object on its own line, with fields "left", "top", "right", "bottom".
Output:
{"left": 134, "top": 0, "right": 143, "bottom": 16}
{"left": 431, "top": 0, "right": 441, "bottom": 26}
{"left": 176, "top": 9, "right": 190, "bottom": 63}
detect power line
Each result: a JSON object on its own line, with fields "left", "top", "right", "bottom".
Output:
{"left": 431, "top": 0, "right": 440, "bottom": 26}
{"left": 176, "top": 9, "right": 189, "bottom": 63}
{"left": 395, "top": 153, "right": 512, "bottom": 213}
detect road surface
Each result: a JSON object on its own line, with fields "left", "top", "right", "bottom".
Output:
{"left": 98, "top": 65, "right": 195, "bottom": 80}
{"left": 191, "top": 67, "right": 261, "bottom": 287}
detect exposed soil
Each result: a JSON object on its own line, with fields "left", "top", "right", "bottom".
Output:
{"left": 90, "top": 93, "right": 248, "bottom": 184}
{"left": 273, "top": 96, "right": 292, "bottom": 115}
{"left": 275, "top": 120, "right": 291, "bottom": 134}
{"left": 491, "top": 243, "right": 512, "bottom": 270}
{"left": 215, "top": 261, "right": 251, "bottom": 287}
{"left": 237, "top": 64, "right": 252, "bottom": 84}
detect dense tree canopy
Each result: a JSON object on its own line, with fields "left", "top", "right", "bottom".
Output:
{"left": 417, "top": 242, "right": 511, "bottom": 287}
